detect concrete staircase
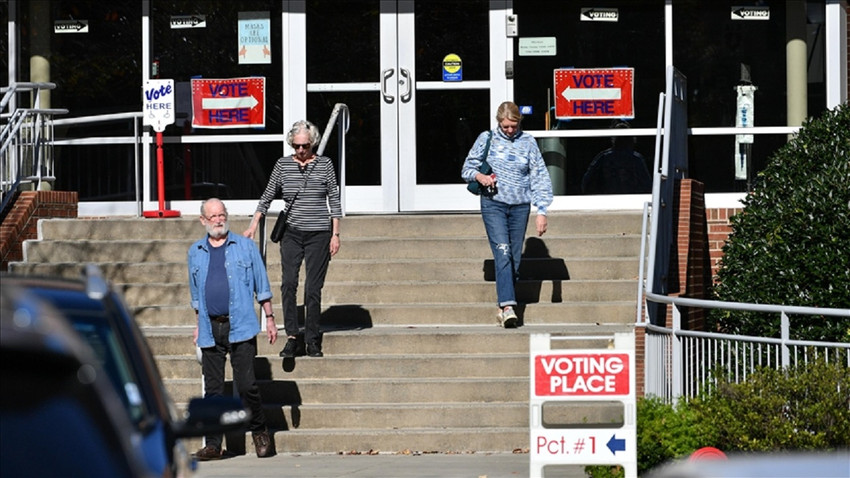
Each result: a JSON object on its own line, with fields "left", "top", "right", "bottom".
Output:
{"left": 9, "top": 211, "right": 640, "bottom": 454}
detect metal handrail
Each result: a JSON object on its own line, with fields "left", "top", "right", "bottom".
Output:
{"left": 1, "top": 82, "right": 68, "bottom": 212}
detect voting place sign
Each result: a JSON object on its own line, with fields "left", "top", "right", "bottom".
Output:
{"left": 554, "top": 67, "right": 634, "bottom": 119}
{"left": 534, "top": 352, "right": 630, "bottom": 396}
{"left": 143, "top": 79, "right": 175, "bottom": 133}
{"left": 191, "top": 77, "right": 266, "bottom": 128}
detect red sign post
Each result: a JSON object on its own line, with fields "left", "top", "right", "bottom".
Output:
{"left": 554, "top": 67, "right": 634, "bottom": 119}
{"left": 191, "top": 77, "right": 266, "bottom": 128}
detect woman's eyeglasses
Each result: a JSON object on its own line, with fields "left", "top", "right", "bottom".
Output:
{"left": 293, "top": 143, "right": 311, "bottom": 150}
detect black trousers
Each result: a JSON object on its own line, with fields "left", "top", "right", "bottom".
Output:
{"left": 201, "top": 320, "right": 267, "bottom": 448}
{"left": 280, "top": 227, "right": 331, "bottom": 347}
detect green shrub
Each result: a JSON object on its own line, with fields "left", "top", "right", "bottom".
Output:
{"left": 691, "top": 358, "right": 850, "bottom": 452}
{"left": 621, "top": 358, "right": 850, "bottom": 477}
{"left": 709, "top": 103, "right": 850, "bottom": 341}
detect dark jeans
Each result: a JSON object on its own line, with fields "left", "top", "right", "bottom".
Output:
{"left": 201, "top": 320, "right": 267, "bottom": 448}
{"left": 280, "top": 227, "right": 331, "bottom": 347}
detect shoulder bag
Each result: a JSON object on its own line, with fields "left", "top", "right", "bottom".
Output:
{"left": 270, "top": 161, "right": 315, "bottom": 243}
{"left": 466, "top": 132, "right": 493, "bottom": 195}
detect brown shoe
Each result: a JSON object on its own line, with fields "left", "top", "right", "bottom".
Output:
{"left": 195, "top": 444, "right": 223, "bottom": 461}
{"left": 252, "top": 430, "right": 273, "bottom": 458}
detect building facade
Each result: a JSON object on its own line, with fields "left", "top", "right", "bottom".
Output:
{"left": 3, "top": 1, "right": 847, "bottom": 216}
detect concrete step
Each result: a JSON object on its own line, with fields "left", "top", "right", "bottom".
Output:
{"left": 144, "top": 326, "right": 629, "bottom": 358}
{"left": 165, "top": 376, "right": 529, "bottom": 404}
{"left": 134, "top": 301, "right": 636, "bottom": 328}
{"left": 21, "top": 234, "right": 641, "bottom": 263}
{"left": 38, "top": 211, "right": 643, "bottom": 240}
{"left": 116, "top": 279, "right": 635, "bottom": 308}
{"left": 156, "top": 353, "right": 527, "bottom": 381}
{"left": 8, "top": 256, "right": 641, "bottom": 282}
{"left": 182, "top": 426, "right": 530, "bottom": 455}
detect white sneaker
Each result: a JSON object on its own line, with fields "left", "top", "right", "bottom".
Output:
{"left": 499, "top": 307, "right": 518, "bottom": 328}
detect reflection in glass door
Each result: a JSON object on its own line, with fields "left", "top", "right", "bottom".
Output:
{"left": 306, "top": 1, "right": 508, "bottom": 212}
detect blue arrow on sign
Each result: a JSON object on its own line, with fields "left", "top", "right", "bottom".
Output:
{"left": 607, "top": 434, "right": 626, "bottom": 455}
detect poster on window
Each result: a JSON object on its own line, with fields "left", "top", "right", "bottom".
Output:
{"left": 238, "top": 11, "right": 271, "bottom": 64}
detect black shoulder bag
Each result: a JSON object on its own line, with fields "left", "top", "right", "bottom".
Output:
{"left": 270, "top": 161, "right": 315, "bottom": 243}
{"left": 466, "top": 132, "right": 493, "bottom": 195}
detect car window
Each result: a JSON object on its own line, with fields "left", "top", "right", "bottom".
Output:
{"left": 24, "top": 288, "right": 150, "bottom": 425}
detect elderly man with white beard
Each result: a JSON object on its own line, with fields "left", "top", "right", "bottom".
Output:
{"left": 187, "top": 198, "right": 278, "bottom": 460}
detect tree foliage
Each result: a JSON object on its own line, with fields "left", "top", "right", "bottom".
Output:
{"left": 710, "top": 103, "right": 850, "bottom": 341}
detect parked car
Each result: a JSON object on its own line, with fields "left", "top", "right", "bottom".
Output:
{"left": 0, "top": 283, "right": 154, "bottom": 477}
{"left": 1, "top": 265, "right": 250, "bottom": 478}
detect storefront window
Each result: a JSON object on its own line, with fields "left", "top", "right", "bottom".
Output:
{"left": 512, "top": 1, "right": 665, "bottom": 195}
{"left": 151, "top": 1, "right": 284, "bottom": 201}
{"left": 674, "top": 0, "right": 828, "bottom": 192}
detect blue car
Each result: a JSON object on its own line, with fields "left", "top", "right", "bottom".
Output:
{"left": 0, "top": 283, "right": 153, "bottom": 477}
{"left": 2, "top": 265, "right": 250, "bottom": 478}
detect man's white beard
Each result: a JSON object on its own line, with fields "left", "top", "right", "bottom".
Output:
{"left": 206, "top": 221, "right": 229, "bottom": 239}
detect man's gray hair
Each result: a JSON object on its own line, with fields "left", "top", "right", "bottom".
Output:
{"left": 200, "top": 197, "right": 226, "bottom": 216}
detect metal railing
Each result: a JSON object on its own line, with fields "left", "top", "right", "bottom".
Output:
{"left": 639, "top": 279, "right": 850, "bottom": 403}
{"left": 1, "top": 82, "right": 68, "bottom": 211}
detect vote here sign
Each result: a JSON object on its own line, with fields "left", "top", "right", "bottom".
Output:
{"left": 191, "top": 77, "right": 265, "bottom": 128}
{"left": 554, "top": 68, "right": 634, "bottom": 119}
{"left": 534, "top": 352, "right": 630, "bottom": 396}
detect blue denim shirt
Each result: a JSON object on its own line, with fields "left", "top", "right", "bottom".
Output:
{"left": 188, "top": 231, "right": 273, "bottom": 348}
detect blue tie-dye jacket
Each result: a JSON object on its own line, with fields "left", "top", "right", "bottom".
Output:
{"left": 461, "top": 128, "right": 553, "bottom": 215}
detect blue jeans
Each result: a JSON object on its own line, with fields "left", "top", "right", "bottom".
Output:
{"left": 480, "top": 197, "right": 530, "bottom": 308}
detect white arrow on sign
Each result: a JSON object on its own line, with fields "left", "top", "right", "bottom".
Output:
{"left": 202, "top": 96, "right": 259, "bottom": 109}
{"left": 561, "top": 87, "right": 621, "bottom": 101}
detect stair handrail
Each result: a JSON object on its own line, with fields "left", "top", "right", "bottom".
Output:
{"left": 1, "top": 82, "right": 68, "bottom": 213}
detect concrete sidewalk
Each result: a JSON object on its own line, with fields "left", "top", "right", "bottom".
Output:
{"left": 193, "top": 451, "right": 583, "bottom": 478}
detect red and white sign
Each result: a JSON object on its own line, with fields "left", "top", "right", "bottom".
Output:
{"left": 554, "top": 68, "right": 634, "bottom": 119}
{"left": 191, "top": 77, "right": 265, "bottom": 128}
{"left": 534, "top": 352, "right": 630, "bottom": 396}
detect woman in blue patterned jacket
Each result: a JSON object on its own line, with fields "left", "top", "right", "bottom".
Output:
{"left": 461, "top": 101, "right": 553, "bottom": 328}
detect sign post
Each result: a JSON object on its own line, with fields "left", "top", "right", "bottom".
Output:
{"left": 142, "top": 79, "right": 180, "bottom": 218}
{"left": 554, "top": 67, "right": 634, "bottom": 120}
{"left": 529, "top": 333, "right": 637, "bottom": 478}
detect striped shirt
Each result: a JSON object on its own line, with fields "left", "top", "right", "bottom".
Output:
{"left": 254, "top": 155, "right": 342, "bottom": 232}
{"left": 461, "top": 128, "right": 553, "bottom": 214}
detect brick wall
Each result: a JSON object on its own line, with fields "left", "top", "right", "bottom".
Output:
{"left": 0, "top": 191, "right": 78, "bottom": 271}
{"left": 707, "top": 207, "right": 742, "bottom": 280}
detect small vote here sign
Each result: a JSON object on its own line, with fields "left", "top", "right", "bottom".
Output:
{"left": 534, "top": 352, "right": 630, "bottom": 396}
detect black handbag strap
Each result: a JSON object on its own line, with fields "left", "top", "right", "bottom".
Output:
{"left": 282, "top": 159, "right": 316, "bottom": 214}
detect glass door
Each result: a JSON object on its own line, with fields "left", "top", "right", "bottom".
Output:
{"left": 306, "top": 0, "right": 508, "bottom": 213}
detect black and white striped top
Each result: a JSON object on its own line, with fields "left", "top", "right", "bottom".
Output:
{"left": 254, "top": 155, "right": 342, "bottom": 232}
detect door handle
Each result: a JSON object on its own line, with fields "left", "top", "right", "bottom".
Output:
{"left": 400, "top": 68, "right": 412, "bottom": 103}
{"left": 381, "top": 68, "right": 395, "bottom": 104}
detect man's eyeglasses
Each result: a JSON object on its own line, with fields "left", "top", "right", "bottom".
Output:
{"left": 293, "top": 143, "right": 311, "bottom": 150}
{"left": 204, "top": 213, "right": 227, "bottom": 221}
